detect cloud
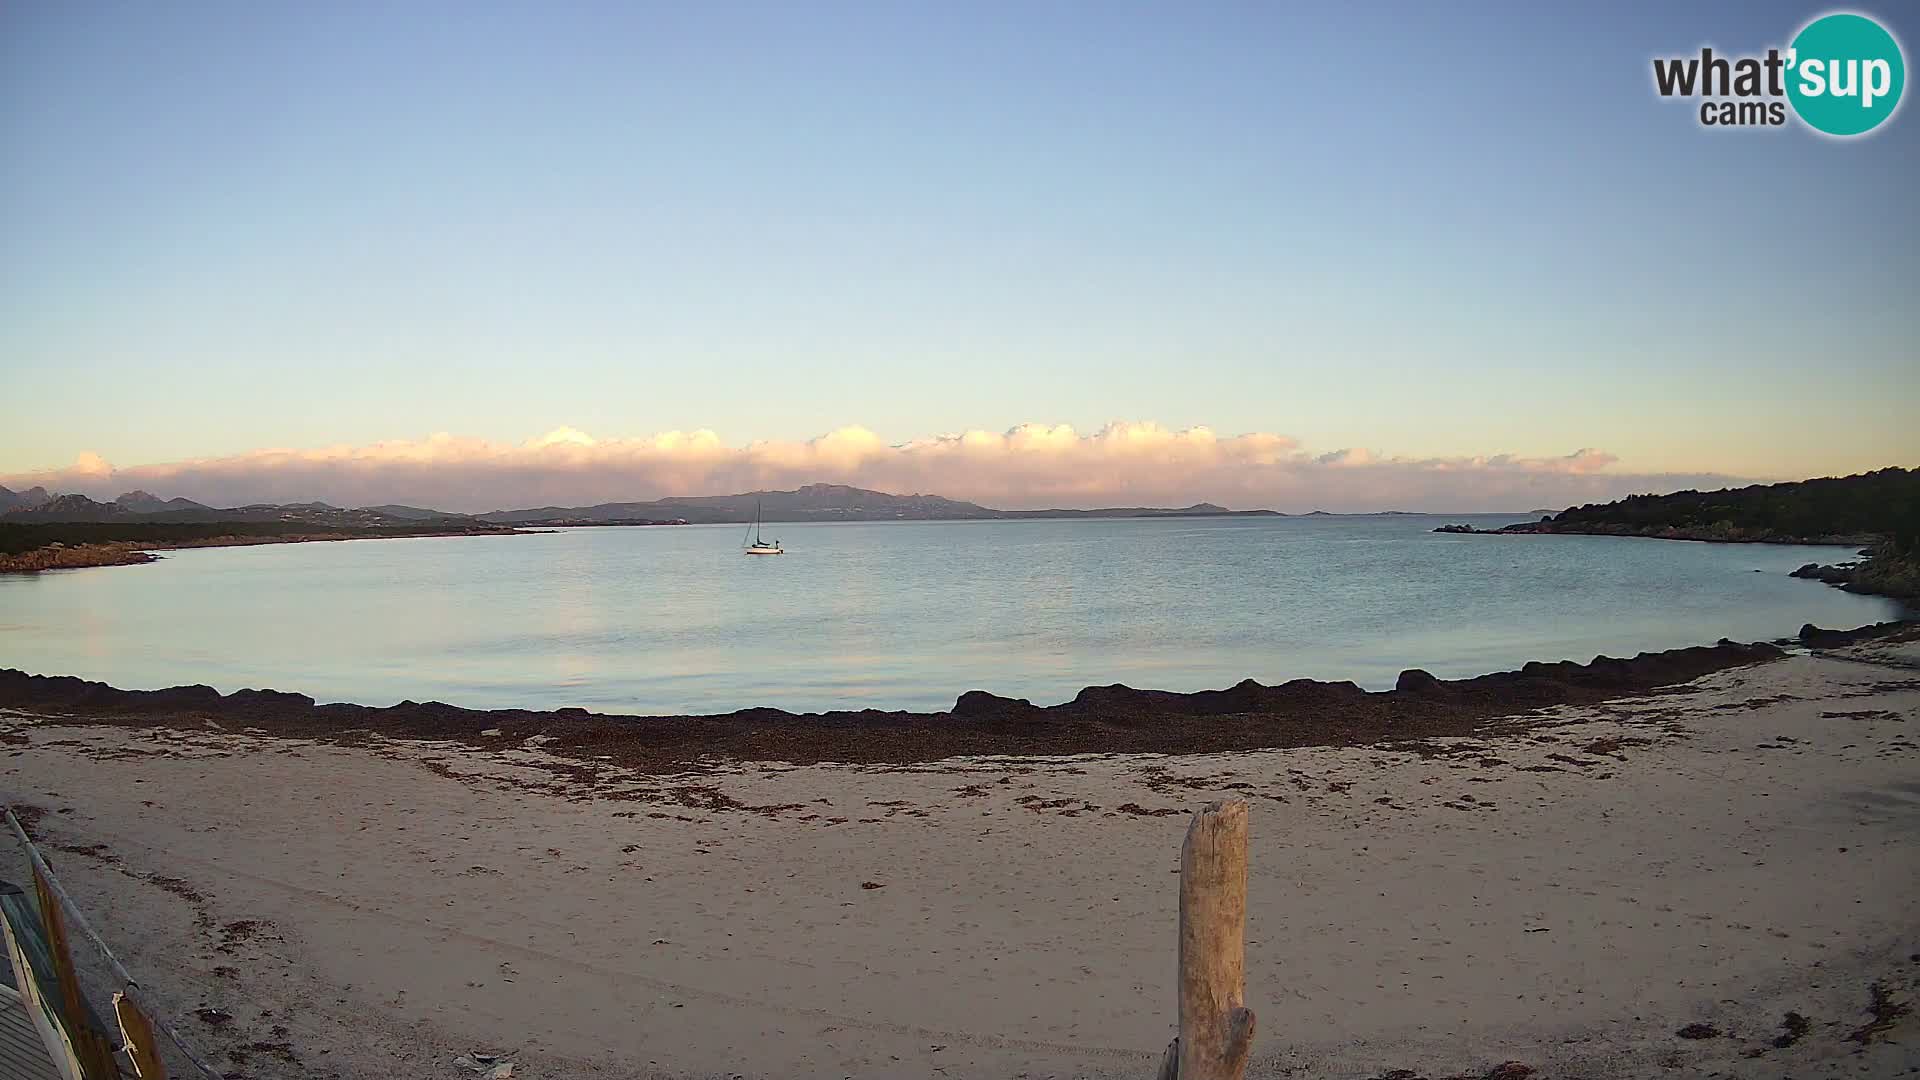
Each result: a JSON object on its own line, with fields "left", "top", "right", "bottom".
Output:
{"left": 70, "top": 451, "right": 115, "bottom": 477}
{"left": 1, "top": 423, "right": 1745, "bottom": 513}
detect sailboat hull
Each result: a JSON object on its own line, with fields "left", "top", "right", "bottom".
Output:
{"left": 744, "top": 547, "right": 783, "bottom": 555}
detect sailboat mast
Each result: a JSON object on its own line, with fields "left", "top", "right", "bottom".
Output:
{"left": 741, "top": 496, "right": 783, "bottom": 553}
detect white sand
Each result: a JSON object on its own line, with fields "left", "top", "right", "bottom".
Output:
{"left": 4, "top": 644, "right": 1917, "bottom": 1079}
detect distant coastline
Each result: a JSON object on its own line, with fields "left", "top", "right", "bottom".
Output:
{"left": 4, "top": 480, "right": 1533, "bottom": 528}
{"left": 1432, "top": 520, "right": 1880, "bottom": 545}
{"left": 0, "top": 511, "right": 1513, "bottom": 574}
{"left": 0, "top": 482, "right": 1535, "bottom": 575}
{"left": 0, "top": 522, "right": 531, "bottom": 574}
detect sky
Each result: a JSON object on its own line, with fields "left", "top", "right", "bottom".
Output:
{"left": 2, "top": 1, "right": 1916, "bottom": 511}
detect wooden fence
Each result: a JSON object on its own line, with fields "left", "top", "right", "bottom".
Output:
{"left": 4, "top": 807, "right": 221, "bottom": 1079}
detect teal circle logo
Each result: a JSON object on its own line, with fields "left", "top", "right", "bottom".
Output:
{"left": 1786, "top": 13, "right": 1906, "bottom": 136}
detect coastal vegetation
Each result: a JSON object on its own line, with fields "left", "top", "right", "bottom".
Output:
{"left": 1791, "top": 551, "right": 1920, "bottom": 602}
{"left": 1437, "top": 468, "right": 1920, "bottom": 603}
{"left": 1546, "top": 467, "right": 1919, "bottom": 547}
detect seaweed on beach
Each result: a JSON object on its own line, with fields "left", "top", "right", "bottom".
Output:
{"left": 1847, "top": 981, "right": 1912, "bottom": 1044}
{"left": 0, "top": 629, "right": 1853, "bottom": 774}
{"left": 1771, "top": 1010, "right": 1810, "bottom": 1048}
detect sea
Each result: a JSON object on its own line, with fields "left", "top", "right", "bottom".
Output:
{"left": 0, "top": 515, "right": 1900, "bottom": 715}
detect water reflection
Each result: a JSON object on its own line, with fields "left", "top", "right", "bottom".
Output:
{"left": 0, "top": 517, "right": 1898, "bottom": 714}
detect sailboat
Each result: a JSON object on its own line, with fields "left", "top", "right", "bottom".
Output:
{"left": 743, "top": 499, "right": 783, "bottom": 555}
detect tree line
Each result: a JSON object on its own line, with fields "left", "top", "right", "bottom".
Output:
{"left": 1552, "top": 467, "right": 1919, "bottom": 551}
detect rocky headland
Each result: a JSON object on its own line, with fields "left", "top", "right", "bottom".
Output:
{"left": 1436, "top": 468, "right": 1920, "bottom": 605}
{"left": 1790, "top": 551, "right": 1920, "bottom": 603}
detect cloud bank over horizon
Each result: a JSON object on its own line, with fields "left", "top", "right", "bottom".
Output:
{"left": 2, "top": 423, "right": 1750, "bottom": 514}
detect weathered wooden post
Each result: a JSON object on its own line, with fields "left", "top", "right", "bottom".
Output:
{"left": 114, "top": 992, "right": 169, "bottom": 1078}
{"left": 7, "top": 808, "right": 225, "bottom": 1080}
{"left": 1157, "top": 799, "right": 1254, "bottom": 1080}
{"left": 32, "top": 865, "right": 123, "bottom": 1080}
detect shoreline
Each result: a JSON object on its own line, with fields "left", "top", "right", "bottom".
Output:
{"left": 1433, "top": 522, "right": 1919, "bottom": 605}
{"left": 6, "top": 632, "right": 1917, "bottom": 1078}
{"left": 1433, "top": 521, "right": 1881, "bottom": 546}
{"left": 0, "top": 525, "right": 535, "bottom": 573}
{"left": 4, "top": 621, "right": 1914, "bottom": 773}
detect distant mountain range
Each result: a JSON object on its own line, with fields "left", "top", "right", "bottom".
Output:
{"left": 0, "top": 484, "right": 51, "bottom": 513}
{"left": 472, "top": 484, "right": 1285, "bottom": 525}
{"left": 111, "top": 490, "right": 212, "bottom": 514}
{"left": 1, "top": 482, "right": 1502, "bottom": 526}
{"left": 0, "top": 490, "right": 464, "bottom": 529}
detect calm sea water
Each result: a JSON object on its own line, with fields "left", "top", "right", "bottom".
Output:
{"left": 0, "top": 516, "right": 1899, "bottom": 715}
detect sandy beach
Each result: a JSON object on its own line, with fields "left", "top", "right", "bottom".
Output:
{"left": 4, "top": 638, "right": 1917, "bottom": 1079}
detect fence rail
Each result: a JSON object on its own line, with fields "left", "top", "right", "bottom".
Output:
{"left": 4, "top": 806, "right": 222, "bottom": 1080}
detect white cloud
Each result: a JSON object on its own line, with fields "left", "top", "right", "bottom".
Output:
{"left": 70, "top": 451, "right": 115, "bottom": 477}
{"left": 2, "top": 424, "right": 1743, "bottom": 513}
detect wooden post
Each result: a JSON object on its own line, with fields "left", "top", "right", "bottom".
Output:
{"left": 31, "top": 866, "right": 123, "bottom": 1080}
{"left": 1159, "top": 799, "right": 1254, "bottom": 1080}
{"left": 114, "top": 992, "right": 170, "bottom": 1078}
{"left": 8, "top": 809, "right": 225, "bottom": 1080}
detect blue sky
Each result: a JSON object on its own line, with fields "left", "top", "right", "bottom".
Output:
{"left": 2, "top": 1, "right": 1915, "bottom": 495}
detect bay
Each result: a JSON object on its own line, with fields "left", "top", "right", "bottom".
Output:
{"left": 0, "top": 515, "right": 1898, "bottom": 715}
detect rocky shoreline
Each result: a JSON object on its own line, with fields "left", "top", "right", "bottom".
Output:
{"left": 1790, "top": 551, "right": 1920, "bottom": 604}
{"left": 1434, "top": 521, "right": 1918, "bottom": 606}
{"left": 1432, "top": 520, "right": 1881, "bottom": 545}
{"left": 5, "top": 621, "right": 1915, "bottom": 772}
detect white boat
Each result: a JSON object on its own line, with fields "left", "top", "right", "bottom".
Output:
{"left": 743, "top": 500, "right": 783, "bottom": 555}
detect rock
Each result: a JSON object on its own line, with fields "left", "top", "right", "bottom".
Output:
{"left": 951, "top": 689, "right": 1035, "bottom": 717}
{"left": 1395, "top": 669, "right": 1441, "bottom": 693}
{"left": 1797, "top": 621, "right": 1912, "bottom": 648}
{"left": 145, "top": 684, "right": 223, "bottom": 709}
{"left": 227, "top": 688, "right": 316, "bottom": 714}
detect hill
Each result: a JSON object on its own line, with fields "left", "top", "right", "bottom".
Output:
{"left": 1537, "top": 468, "right": 1918, "bottom": 547}
{"left": 3, "top": 494, "right": 466, "bottom": 530}
{"left": 999, "top": 501, "right": 1281, "bottom": 520}
{"left": 11, "top": 493, "right": 128, "bottom": 521}
{"left": 0, "top": 485, "right": 51, "bottom": 512}
{"left": 361, "top": 504, "right": 478, "bottom": 521}
{"left": 114, "top": 490, "right": 213, "bottom": 514}
{"left": 5, "top": 482, "right": 1287, "bottom": 527}
{"left": 480, "top": 484, "right": 1282, "bottom": 524}
{"left": 480, "top": 484, "right": 999, "bottom": 524}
